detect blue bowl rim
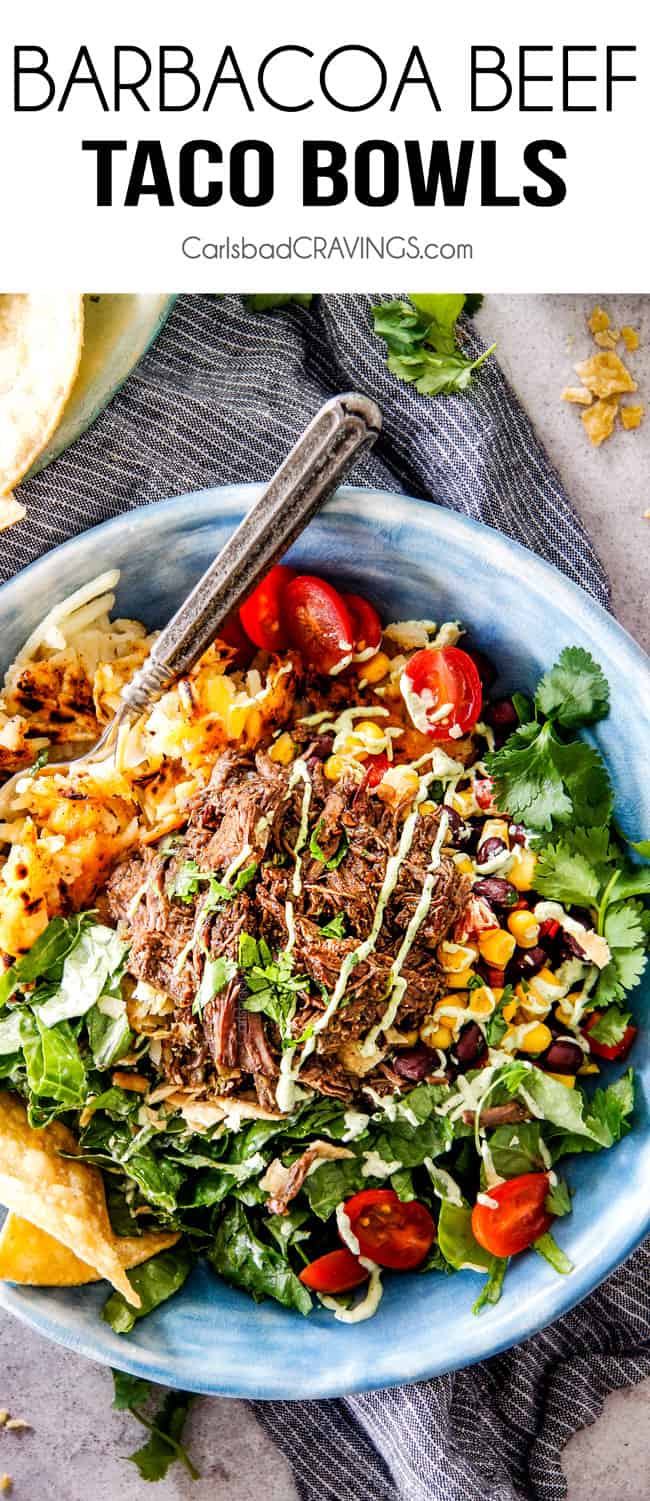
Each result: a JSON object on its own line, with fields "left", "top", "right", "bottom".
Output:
{"left": 0, "top": 480, "right": 648, "bottom": 1399}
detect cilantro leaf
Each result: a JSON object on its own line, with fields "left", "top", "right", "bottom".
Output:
{"left": 544, "top": 1178, "right": 572, "bottom": 1216}
{"left": 193, "top": 956, "right": 237, "bottom": 1017}
{"left": 238, "top": 933, "right": 306, "bottom": 1031}
{"left": 534, "top": 836, "right": 603, "bottom": 908}
{"left": 309, "top": 819, "right": 349, "bottom": 869}
{"left": 595, "top": 900, "right": 649, "bottom": 1005}
{"left": 586, "top": 1068, "right": 634, "bottom": 1144}
{"left": 486, "top": 721, "right": 612, "bottom": 831}
{"left": 534, "top": 647, "right": 610, "bottom": 729}
{"left": 371, "top": 295, "right": 495, "bottom": 398}
{"left": 127, "top": 1391, "right": 198, "bottom": 1482}
{"left": 111, "top": 1369, "right": 152, "bottom": 1411}
{"left": 587, "top": 1006, "right": 631, "bottom": 1047}
{"left": 320, "top": 912, "right": 346, "bottom": 939}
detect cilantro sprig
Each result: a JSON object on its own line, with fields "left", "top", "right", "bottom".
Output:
{"left": 111, "top": 1370, "right": 199, "bottom": 1482}
{"left": 371, "top": 293, "right": 495, "bottom": 397}
{"left": 238, "top": 933, "right": 306, "bottom": 1033}
{"left": 486, "top": 647, "right": 612, "bottom": 832}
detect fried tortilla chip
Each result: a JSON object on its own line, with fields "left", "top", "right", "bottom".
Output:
{"left": 561, "top": 386, "right": 592, "bottom": 406}
{"left": 0, "top": 294, "right": 84, "bottom": 495}
{"left": 621, "top": 326, "right": 640, "bottom": 353}
{"left": 0, "top": 1212, "right": 179, "bottom": 1287}
{"left": 0, "top": 1091, "right": 139, "bottom": 1306}
{"left": 574, "top": 351, "right": 637, "bottom": 399}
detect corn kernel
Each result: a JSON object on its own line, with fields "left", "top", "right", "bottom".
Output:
{"left": 555, "top": 1000, "right": 577, "bottom": 1026}
{"left": 468, "top": 986, "right": 496, "bottom": 1017}
{"left": 452, "top": 853, "right": 474, "bottom": 876}
{"left": 420, "top": 1020, "right": 453, "bottom": 1050}
{"left": 437, "top": 940, "right": 479, "bottom": 973}
{"left": 447, "top": 786, "right": 477, "bottom": 818}
{"left": 545, "top": 1072, "right": 576, "bottom": 1089}
{"left": 376, "top": 765, "right": 420, "bottom": 805}
{"left": 445, "top": 967, "right": 477, "bottom": 990}
{"left": 519, "top": 1022, "right": 552, "bottom": 1054}
{"left": 355, "top": 720, "right": 386, "bottom": 744}
{"left": 502, "top": 999, "right": 518, "bottom": 1022}
{"left": 268, "top": 732, "right": 296, "bottom": 766}
{"left": 478, "top": 928, "right": 516, "bottom": 967}
{"left": 324, "top": 754, "right": 347, "bottom": 781}
{"left": 478, "top": 818, "right": 510, "bottom": 851}
{"left": 359, "top": 651, "right": 390, "bottom": 685}
{"left": 509, "top": 847, "right": 537, "bottom": 891}
{"left": 578, "top": 1059, "right": 600, "bottom": 1075}
{"left": 385, "top": 1025, "right": 419, "bottom": 1047}
{"left": 420, "top": 800, "right": 437, "bottom": 815}
{"left": 507, "top": 909, "right": 541, "bottom": 948}
{"left": 434, "top": 993, "right": 468, "bottom": 1014}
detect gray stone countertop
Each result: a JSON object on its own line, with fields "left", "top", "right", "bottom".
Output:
{"left": 0, "top": 294, "right": 648, "bottom": 1499}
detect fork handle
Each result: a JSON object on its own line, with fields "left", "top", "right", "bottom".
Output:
{"left": 117, "top": 392, "right": 381, "bottom": 718}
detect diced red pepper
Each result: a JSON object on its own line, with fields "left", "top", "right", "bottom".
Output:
{"left": 539, "top": 918, "right": 560, "bottom": 941}
{"left": 583, "top": 1012, "right": 638, "bottom": 1062}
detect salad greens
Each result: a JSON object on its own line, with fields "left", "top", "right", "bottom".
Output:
{"left": 371, "top": 293, "right": 494, "bottom": 396}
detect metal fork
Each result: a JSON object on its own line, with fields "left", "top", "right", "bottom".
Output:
{"left": 0, "top": 392, "right": 382, "bottom": 814}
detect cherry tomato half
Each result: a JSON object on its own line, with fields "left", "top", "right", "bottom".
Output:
{"left": 402, "top": 646, "right": 483, "bottom": 741}
{"left": 343, "top": 1188, "right": 435, "bottom": 1270}
{"left": 283, "top": 575, "right": 354, "bottom": 673}
{"left": 342, "top": 593, "right": 382, "bottom": 660}
{"left": 471, "top": 1173, "right": 553, "bottom": 1258}
{"left": 583, "top": 1012, "right": 638, "bottom": 1062}
{"left": 217, "top": 609, "right": 255, "bottom": 663}
{"left": 239, "top": 565, "right": 295, "bottom": 652}
{"left": 298, "top": 1247, "right": 369, "bottom": 1293}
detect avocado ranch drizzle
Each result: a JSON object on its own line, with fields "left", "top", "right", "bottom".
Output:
{"left": 276, "top": 761, "right": 449, "bottom": 1112}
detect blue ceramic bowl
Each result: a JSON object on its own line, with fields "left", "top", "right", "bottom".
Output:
{"left": 0, "top": 484, "right": 648, "bottom": 1398}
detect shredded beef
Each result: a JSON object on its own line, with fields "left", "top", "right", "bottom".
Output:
{"left": 106, "top": 742, "right": 470, "bottom": 1110}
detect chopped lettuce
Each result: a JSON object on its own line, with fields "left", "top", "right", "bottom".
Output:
{"left": 209, "top": 1202, "right": 312, "bottom": 1315}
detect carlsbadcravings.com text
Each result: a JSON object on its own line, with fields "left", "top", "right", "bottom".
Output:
{"left": 181, "top": 235, "right": 473, "bottom": 261}
{"left": 13, "top": 42, "right": 637, "bottom": 210}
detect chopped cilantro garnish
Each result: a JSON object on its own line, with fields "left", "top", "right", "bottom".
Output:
{"left": 309, "top": 819, "right": 349, "bottom": 870}
{"left": 372, "top": 294, "right": 495, "bottom": 397}
{"left": 320, "top": 912, "right": 347, "bottom": 939}
{"left": 238, "top": 933, "right": 306, "bottom": 1031}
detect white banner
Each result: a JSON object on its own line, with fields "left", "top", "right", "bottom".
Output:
{"left": 1, "top": 0, "right": 648, "bottom": 290}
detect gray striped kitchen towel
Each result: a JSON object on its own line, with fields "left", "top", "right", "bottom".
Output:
{"left": 7, "top": 295, "right": 649, "bottom": 1501}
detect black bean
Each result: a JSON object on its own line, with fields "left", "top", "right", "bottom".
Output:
{"left": 509, "top": 823, "right": 527, "bottom": 847}
{"left": 509, "top": 945, "right": 548, "bottom": 978}
{"left": 392, "top": 1046, "right": 436, "bottom": 1082}
{"left": 441, "top": 807, "right": 464, "bottom": 840}
{"left": 562, "top": 931, "right": 586, "bottom": 960}
{"left": 484, "top": 698, "right": 518, "bottom": 730}
{"left": 476, "top": 836, "right": 508, "bottom": 866}
{"left": 541, "top": 1040, "right": 583, "bottom": 1074}
{"left": 455, "top": 1022, "right": 488, "bottom": 1068}
{"left": 473, "top": 876, "right": 517, "bottom": 907}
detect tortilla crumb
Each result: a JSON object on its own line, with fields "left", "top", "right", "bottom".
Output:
{"left": 0, "top": 1414, "right": 8, "bottom": 1429}
{"left": 593, "top": 329, "right": 620, "bottom": 349}
{"left": 621, "top": 404, "right": 645, "bottom": 431}
{"left": 574, "top": 352, "right": 637, "bottom": 399}
{"left": 0, "top": 1474, "right": 11, "bottom": 1493}
{"left": 581, "top": 398, "right": 619, "bottom": 447}
{"left": 588, "top": 306, "right": 610, "bottom": 334}
{"left": 0, "top": 497, "right": 26, "bottom": 535}
{"left": 4, "top": 1419, "right": 30, "bottom": 1433}
{"left": 621, "top": 325, "right": 639, "bottom": 352}
{"left": 561, "top": 386, "right": 592, "bottom": 406}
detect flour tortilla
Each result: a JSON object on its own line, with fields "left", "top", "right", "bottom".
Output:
{"left": 0, "top": 1211, "right": 180, "bottom": 1287}
{"left": 0, "top": 294, "right": 84, "bottom": 495}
